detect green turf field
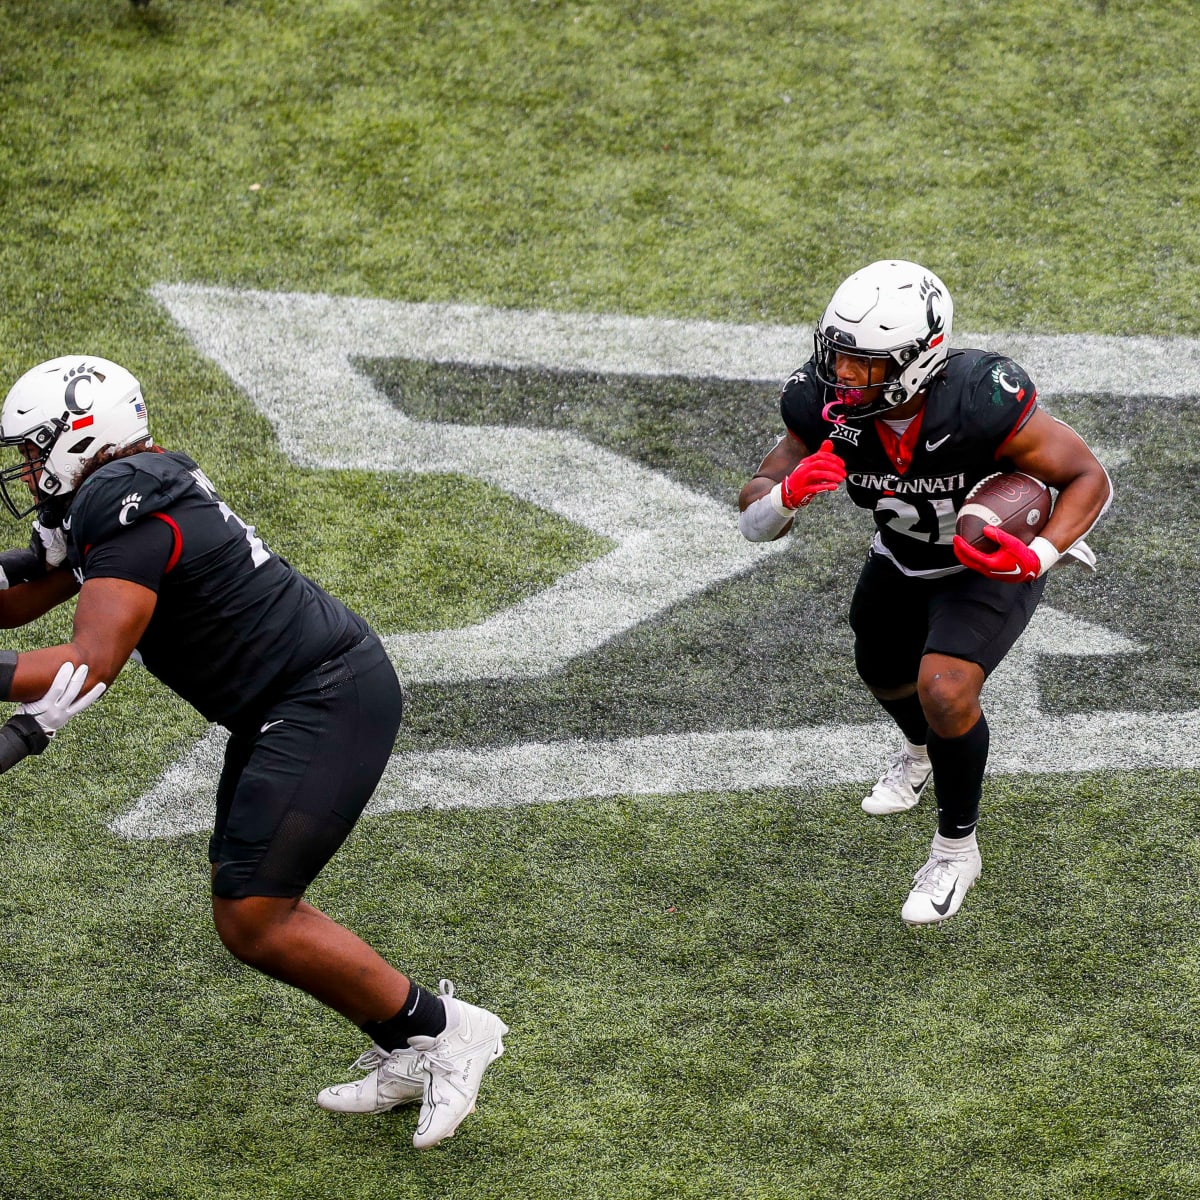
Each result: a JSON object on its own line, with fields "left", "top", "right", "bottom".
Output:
{"left": 2, "top": 2, "right": 1200, "bottom": 1198}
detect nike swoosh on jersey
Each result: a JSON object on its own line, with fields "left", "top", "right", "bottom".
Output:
{"left": 925, "top": 434, "right": 952, "bottom": 451}
{"left": 260, "top": 719, "right": 285, "bottom": 733}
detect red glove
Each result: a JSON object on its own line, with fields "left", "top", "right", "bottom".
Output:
{"left": 780, "top": 440, "right": 847, "bottom": 509}
{"left": 953, "top": 526, "right": 1049, "bottom": 582}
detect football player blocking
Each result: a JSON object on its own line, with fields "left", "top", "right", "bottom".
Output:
{"left": 739, "top": 260, "right": 1113, "bottom": 925}
{"left": 0, "top": 357, "right": 507, "bottom": 1148}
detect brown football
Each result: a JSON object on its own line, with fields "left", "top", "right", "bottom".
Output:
{"left": 956, "top": 472, "right": 1051, "bottom": 549}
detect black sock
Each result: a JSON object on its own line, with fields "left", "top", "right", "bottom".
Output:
{"left": 875, "top": 692, "right": 929, "bottom": 747}
{"left": 927, "top": 713, "right": 989, "bottom": 839}
{"left": 360, "top": 981, "right": 447, "bottom": 1051}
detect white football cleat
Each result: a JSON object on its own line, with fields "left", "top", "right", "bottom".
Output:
{"left": 901, "top": 841, "right": 982, "bottom": 926}
{"left": 862, "top": 744, "right": 932, "bottom": 814}
{"left": 315, "top": 1043, "right": 425, "bottom": 1113}
{"left": 410, "top": 980, "right": 508, "bottom": 1149}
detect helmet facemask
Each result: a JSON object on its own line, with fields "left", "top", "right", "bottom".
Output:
{"left": 812, "top": 330, "right": 913, "bottom": 421}
{"left": 0, "top": 420, "right": 70, "bottom": 519}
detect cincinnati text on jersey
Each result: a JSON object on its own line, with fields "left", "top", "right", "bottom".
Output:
{"left": 847, "top": 472, "right": 968, "bottom": 494}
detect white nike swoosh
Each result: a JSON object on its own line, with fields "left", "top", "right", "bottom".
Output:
{"left": 925, "top": 434, "right": 951, "bottom": 451}
{"left": 994, "top": 567, "right": 1023, "bottom": 577}
{"left": 260, "top": 719, "right": 285, "bottom": 733}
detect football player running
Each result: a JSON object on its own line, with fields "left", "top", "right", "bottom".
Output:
{"left": 738, "top": 261, "right": 1112, "bottom": 925}
{"left": 0, "top": 356, "right": 507, "bottom": 1148}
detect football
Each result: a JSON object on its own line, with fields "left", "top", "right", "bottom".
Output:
{"left": 956, "top": 471, "right": 1051, "bottom": 549}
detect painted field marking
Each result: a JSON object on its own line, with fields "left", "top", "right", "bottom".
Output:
{"left": 149, "top": 285, "right": 795, "bottom": 682}
{"left": 110, "top": 287, "right": 1195, "bottom": 839}
{"left": 110, "top": 601, "right": 1151, "bottom": 839}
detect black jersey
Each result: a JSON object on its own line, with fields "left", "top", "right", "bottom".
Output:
{"left": 64, "top": 449, "right": 369, "bottom": 733}
{"left": 780, "top": 348, "right": 1039, "bottom": 575}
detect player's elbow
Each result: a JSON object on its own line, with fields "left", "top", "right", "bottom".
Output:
{"left": 1082, "top": 459, "right": 1114, "bottom": 522}
{"left": 70, "top": 647, "right": 129, "bottom": 690}
{"left": 89, "top": 661, "right": 127, "bottom": 690}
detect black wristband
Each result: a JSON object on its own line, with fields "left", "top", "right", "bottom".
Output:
{"left": 0, "top": 650, "right": 15, "bottom": 701}
{"left": 0, "top": 713, "right": 49, "bottom": 774}
{"left": 0, "top": 548, "right": 46, "bottom": 587}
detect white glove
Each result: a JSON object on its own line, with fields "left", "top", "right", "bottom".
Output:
{"left": 33, "top": 521, "right": 68, "bottom": 568}
{"left": 18, "top": 662, "right": 107, "bottom": 737}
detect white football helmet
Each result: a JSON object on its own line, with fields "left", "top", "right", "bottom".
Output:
{"left": 813, "top": 260, "right": 953, "bottom": 420}
{"left": 0, "top": 355, "right": 151, "bottom": 519}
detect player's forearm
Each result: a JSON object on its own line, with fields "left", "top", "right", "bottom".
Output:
{"left": 738, "top": 485, "right": 795, "bottom": 541}
{"left": 1043, "top": 464, "right": 1113, "bottom": 552}
{"left": 0, "top": 569, "right": 80, "bottom": 630}
{"left": 738, "top": 471, "right": 782, "bottom": 510}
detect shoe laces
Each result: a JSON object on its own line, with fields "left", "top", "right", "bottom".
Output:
{"left": 880, "top": 751, "right": 921, "bottom": 791}
{"left": 415, "top": 1045, "right": 459, "bottom": 1079}
{"left": 911, "top": 854, "right": 958, "bottom": 895}
{"left": 413, "top": 979, "right": 462, "bottom": 1079}
{"left": 882, "top": 753, "right": 908, "bottom": 787}
{"left": 348, "top": 1046, "right": 390, "bottom": 1074}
